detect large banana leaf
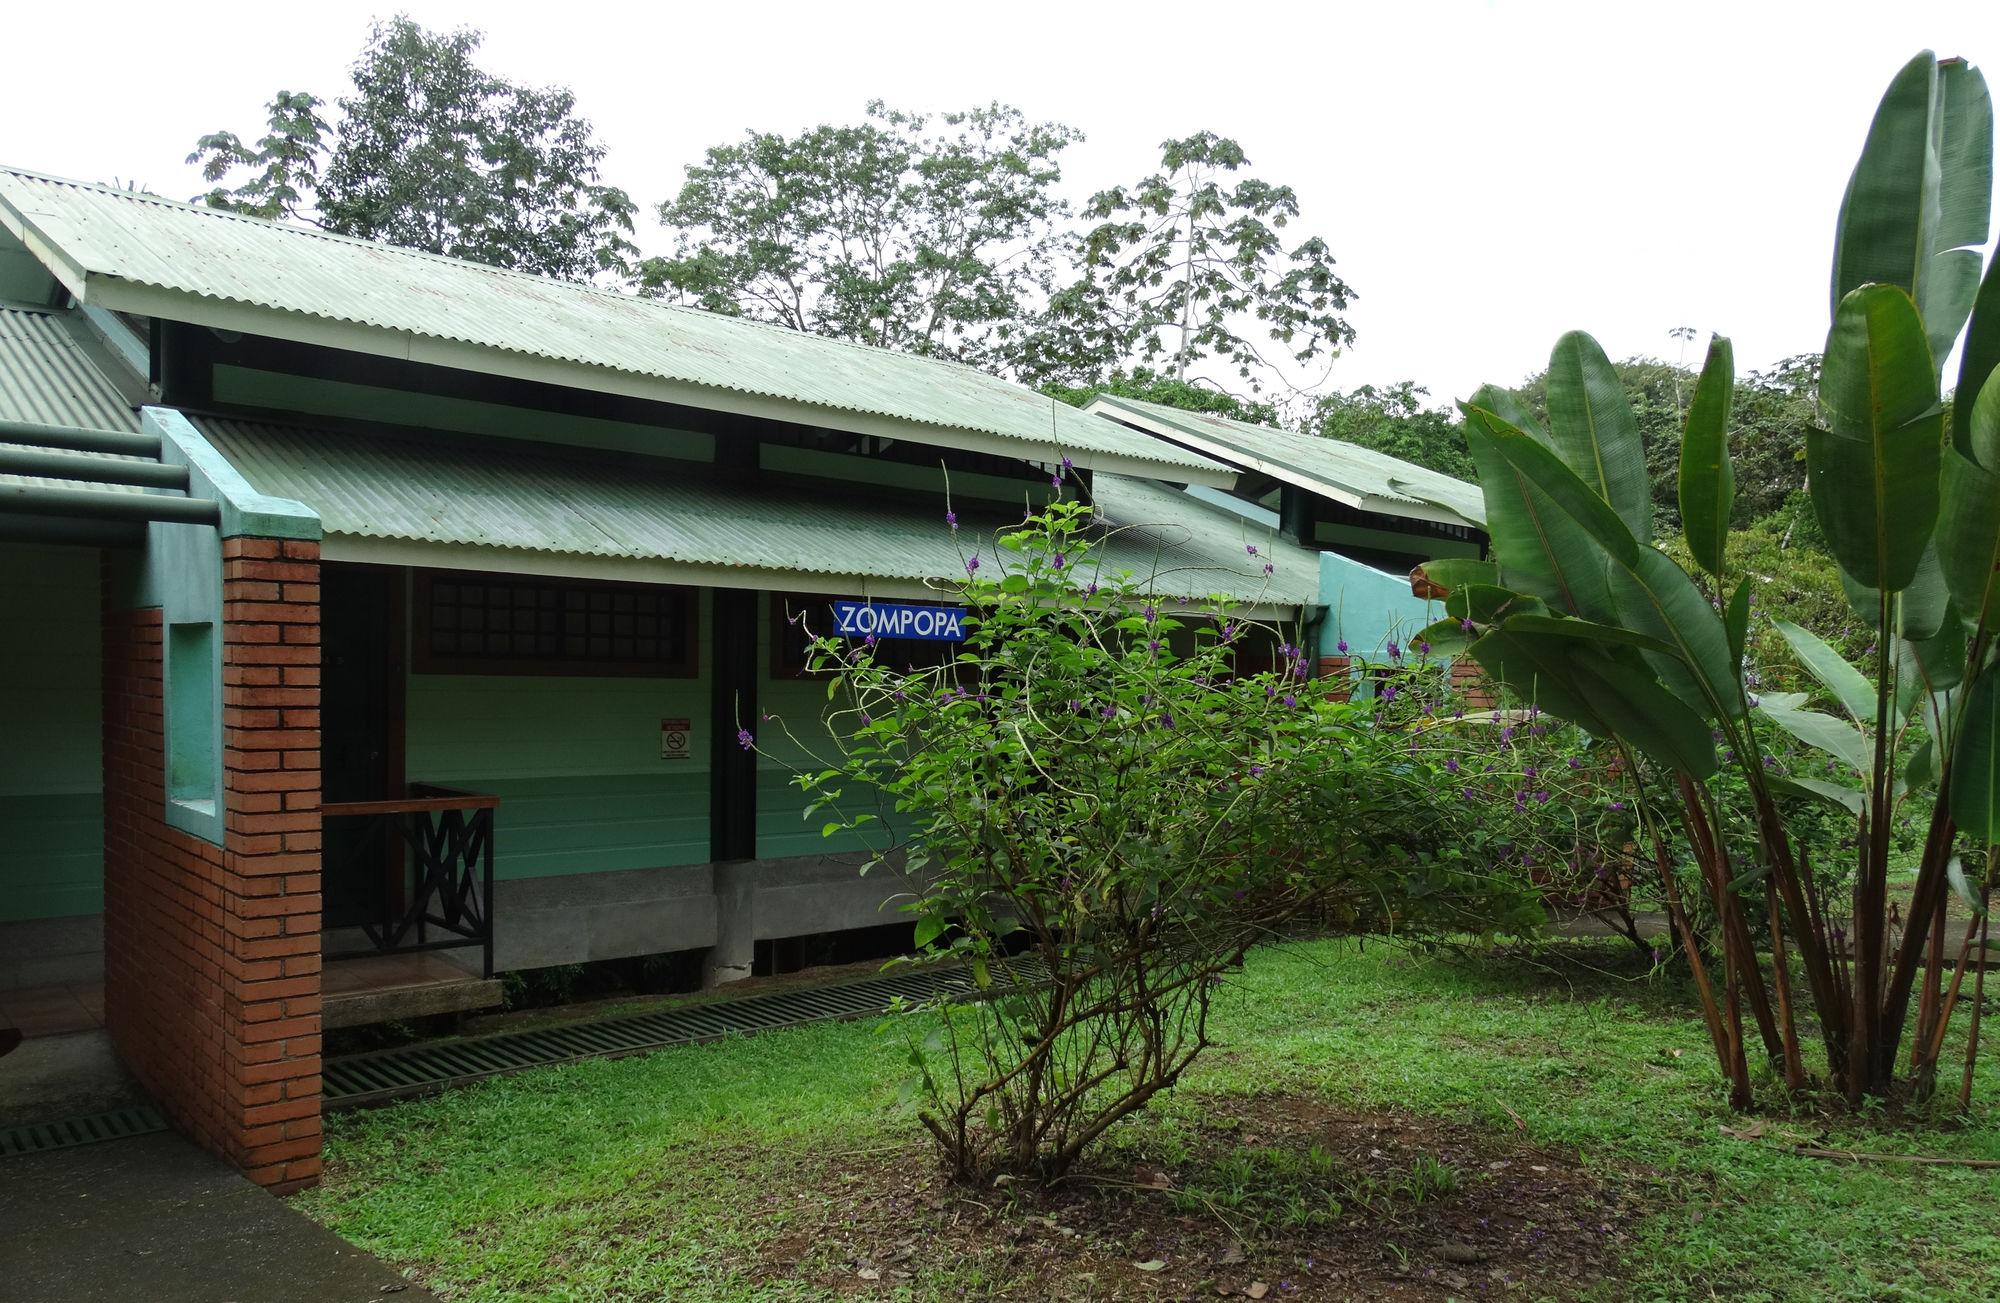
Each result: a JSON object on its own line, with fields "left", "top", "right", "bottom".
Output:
{"left": 1469, "top": 622, "right": 1716, "bottom": 777}
{"left": 1811, "top": 284, "right": 1943, "bottom": 592}
{"left": 1478, "top": 425, "right": 1740, "bottom": 719}
{"left": 1546, "top": 331, "right": 1653, "bottom": 541}
{"left": 1771, "top": 773, "right": 1867, "bottom": 816}
{"left": 1938, "top": 446, "right": 2000, "bottom": 632}
{"left": 1958, "top": 262, "right": 2000, "bottom": 460}
{"left": 1461, "top": 405, "right": 1615, "bottom": 621}
{"left": 1839, "top": 544, "right": 1950, "bottom": 640}
{"left": 1831, "top": 52, "right": 1993, "bottom": 365}
{"left": 1468, "top": 383, "right": 1550, "bottom": 445}
{"left": 1773, "top": 617, "right": 1875, "bottom": 721}
{"left": 1678, "top": 334, "right": 1736, "bottom": 578}
{"left": 1757, "top": 691, "right": 1873, "bottom": 776}
{"left": 1953, "top": 666, "right": 2000, "bottom": 843}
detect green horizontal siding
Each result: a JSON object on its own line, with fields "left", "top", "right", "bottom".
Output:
{"left": 407, "top": 667, "right": 711, "bottom": 880}
{"left": 0, "top": 543, "right": 103, "bottom": 921}
{"left": 469, "top": 775, "right": 709, "bottom": 880}
{"left": 756, "top": 673, "right": 903, "bottom": 860}
{"left": 0, "top": 794, "right": 103, "bottom": 921}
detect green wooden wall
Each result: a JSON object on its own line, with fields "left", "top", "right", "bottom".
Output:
{"left": 403, "top": 587, "right": 912, "bottom": 878}
{"left": 404, "top": 590, "right": 715, "bottom": 880}
{"left": 0, "top": 544, "right": 103, "bottom": 921}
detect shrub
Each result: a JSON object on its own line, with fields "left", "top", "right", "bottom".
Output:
{"left": 785, "top": 499, "right": 1534, "bottom": 1182}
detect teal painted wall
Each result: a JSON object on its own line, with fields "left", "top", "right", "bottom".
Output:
{"left": 0, "top": 544, "right": 104, "bottom": 921}
{"left": 755, "top": 600, "right": 903, "bottom": 860}
{"left": 1318, "top": 550, "right": 1440, "bottom": 664}
{"left": 405, "top": 589, "right": 713, "bottom": 880}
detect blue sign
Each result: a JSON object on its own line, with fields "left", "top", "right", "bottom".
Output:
{"left": 832, "top": 600, "right": 966, "bottom": 642}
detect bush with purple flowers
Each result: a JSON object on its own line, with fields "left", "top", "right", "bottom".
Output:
{"left": 782, "top": 500, "right": 1536, "bottom": 1183}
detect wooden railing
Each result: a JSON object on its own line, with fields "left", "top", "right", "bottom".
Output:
{"left": 322, "top": 784, "right": 498, "bottom": 978}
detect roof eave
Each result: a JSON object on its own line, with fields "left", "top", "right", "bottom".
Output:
{"left": 78, "top": 274, "right": 1237, "bottom": 489}
{"left": 1088, "top": 394, "right": 1482, "bottom": 529}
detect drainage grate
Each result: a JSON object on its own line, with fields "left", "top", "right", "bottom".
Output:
{"left": 0, "top": 1105, "right": 167, "bottom": 1158}
{"left": 325, "top": 958, "right": 1038, "bottom": 1109}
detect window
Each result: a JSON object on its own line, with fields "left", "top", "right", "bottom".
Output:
{"left": 167, "top": 621, "right": 218, "bottom": 810}
{"left": 414, "top": 572, "right": 697, "bottom": 677}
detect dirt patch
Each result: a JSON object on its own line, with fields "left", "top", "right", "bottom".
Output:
{"left": 747, "top": 1094, "right": 1643, "bottom": 1300}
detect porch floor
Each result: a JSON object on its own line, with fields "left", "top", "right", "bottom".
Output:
{"left": 323, "top": 952, "right": 504, "bottom": 1030}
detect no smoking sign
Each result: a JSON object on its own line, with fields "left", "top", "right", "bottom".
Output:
{"left": 660, "top": 717, "right": 692, "bottom": 760}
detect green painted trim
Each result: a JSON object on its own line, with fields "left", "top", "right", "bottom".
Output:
{"left": 758, "top": 444, "right": 1054, "bottom": 508}
{"left": 211, "top": 366, "right": 716, "bottom": 464}
{"left": 144, "top": 406, "right": 321, "bottom": 540}
{"left": 1312, "top": 519, "right": 1480, "bottom": 560}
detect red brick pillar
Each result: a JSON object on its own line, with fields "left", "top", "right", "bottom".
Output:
{"left": 102, "top": 538, "right": 323, "bottom": 1191}
{"left": 1318, "top": 655, "right": 1353, "bottom": 703}
{"left": 1450, "top": 657, "right": 1497, "bottom": 711}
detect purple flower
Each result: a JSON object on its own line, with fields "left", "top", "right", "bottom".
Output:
{"left": 1460, "top": 617, "right": 1475, "bottom": 632}
{"left": 1387, "top": 640, "right": 1401, "bottom": 660}
{"left": 864, "top": 633, "right": 877, "bottom": 647}
{"left": 1445, "top": 758, "right": 1459, "bottom": 774}
{"left": 857, "top": 711, "right": 872, "bottom": 726}
{"left": 1061, "top": 456, "right": 1073, "bottom": 471}
{"left": 736, "top": 728, "right": 754, "bottom": 750}
{"left": 1609, "top": 799, "right": 1627, "bottom": 811}
{"left": 1249, "top": 764, "right": 1266, "bottom": 777}
{"left": 1051, "top": 474, "right": 1062, "bottom": 489}
{"left": 1523, "top": 764, "right": 1538, "bottom": 779}
{"left": 1144, "top": 605, "right": 1158, "bottom": 623}
{"left": 1264, "top": 562, "right": 1274, "bottom": 575}
{"left": 965, "top": 554, "right": 980, "bottom": 574}
{"left": 1461, "top": 787, "right": 1476, "bottom": 800}
{"left": 1100, "top": 703, "right": 1116, "bottom": 718}
{"left": 1417, "top": 640, "right": 1430, "bottom": 656}
{"left": 1567, "top": 757, "right": 1582, "bottom": 769}
{"left": 1086, "top": 580, "right": 1099, "bottom": 596}
{"left": 1283, "top": 694, "right": 1298, "bottom": 707}
{"left": 1534, "top": 790, "right": 1550, "bottom": 804}
{"left": 1159, "top": 711, "right": 1176, "bottom": 729}
{"left": 1052, "top": 553, "right": 1066, "bottom": 569}
{"left": 1246, "top": 543, "right": 1260, "bottom": 556}
{"left": 945, "top": 510, "right": 958, "bottom": 529}
{"left": 1337, "top": 639, "right": 1349, "bottom": 655}
{"left": 1382, "top": 684, "right": 1399, "bottom": 702}
{"left": 1147, "top": 638, "right": 1161, "bottom": 653}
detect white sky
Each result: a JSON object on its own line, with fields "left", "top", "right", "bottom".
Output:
{"left": 4, "top": 0, "right": 1997, "bottom": 405}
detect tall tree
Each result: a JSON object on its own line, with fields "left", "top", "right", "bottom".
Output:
{"left": 188, "top": 18, "right": 637, "bottom": 282}
{"left": 640, "top": 102, "right": 1080, "bottom": 368}
{"left": 1024, "top": 133, "right": 1355, "bottom": 393}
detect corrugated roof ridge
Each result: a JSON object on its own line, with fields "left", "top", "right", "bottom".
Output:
{"left": 0, "top": 165, "right": 1039, "bottom": 388}
{"left": 1103, "top": 393, "right": 1477, "bottom": 494}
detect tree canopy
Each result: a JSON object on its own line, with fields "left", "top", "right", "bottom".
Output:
{"left": 639, "top": 102, "right": 1079, "bottom": 370}
{"left": 189, "top": 17, "right": 637, "bottom": 282}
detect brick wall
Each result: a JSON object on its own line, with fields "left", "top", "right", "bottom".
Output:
{"left": 1317, "top": 656, "right": 1353, "bottom": 703}
{"left": 102, "top": 538, "right": 324, "bottom": 1191}
{"left": 1450, "top": 657, "right": 1498, "bottom": 711}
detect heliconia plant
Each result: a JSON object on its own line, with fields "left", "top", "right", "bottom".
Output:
{"left": 1419, "top": 50, "right": 1999, "bottom": 1107}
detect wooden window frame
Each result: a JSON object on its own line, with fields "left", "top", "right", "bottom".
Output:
{"left": 413, "top": 569, "right": 699, "bottom": 678}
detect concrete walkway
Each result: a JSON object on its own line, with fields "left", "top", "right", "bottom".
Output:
{"left": 0, "top": 1131, "right": 433, "bottom": 1302}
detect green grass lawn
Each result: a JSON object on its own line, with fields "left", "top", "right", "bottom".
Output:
{"left": 300, "top": 940, "right": 2000, "bottom": 1301}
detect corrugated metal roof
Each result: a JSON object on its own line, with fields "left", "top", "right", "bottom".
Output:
{"left": 1089, "top": 394, "right": 1486, "bottom": 527}
{"left": 0, "top": 307, "right": 136, "bottom": 432}
{"left": 0, "top": 167, "right": 1226, "bottom": 483}
{"left": 0, "top": 305, "right": 149, "bottom": 493}
{"left": 194, "top": 417, "right": 1319, "bottom": 607}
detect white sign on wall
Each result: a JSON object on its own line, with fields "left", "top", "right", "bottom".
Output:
{"left": 660, "top": 717, "right": 692, "bottom": 760}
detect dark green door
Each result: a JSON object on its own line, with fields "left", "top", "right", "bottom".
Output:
{"left": 321, "top": 566, "right": 396, "bottom": 930}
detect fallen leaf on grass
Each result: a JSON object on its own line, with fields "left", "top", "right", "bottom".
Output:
{"left": 857, "top": 1267, "right": 880, "bottom": 1281}
{"left": 1133, "top": 1259, "right": 1166, "bottom": 1272}
{"left": 1719, "top": 1120, "right": 1767, "bottom": 1141}
{"left": 1246, "top": 1283, "right": 1270, "bottom": 1299}
{"left": 1216, "top": 1241, "right": 1246, "bottom": 1266}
